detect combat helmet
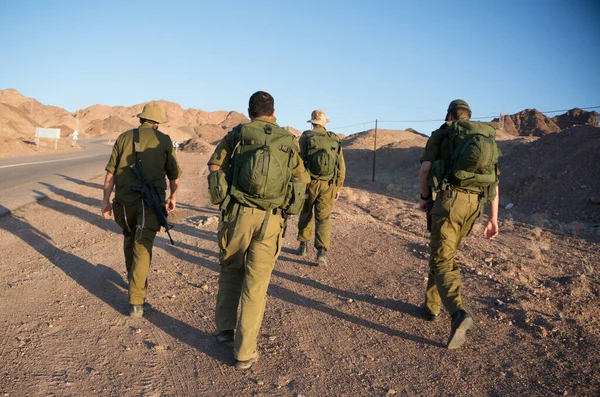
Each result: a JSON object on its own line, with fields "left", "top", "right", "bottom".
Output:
{"left": 447, "top": 99, "right": 471, "bottom": 113}
{"left": 137, "top": 103, "right": 168, "bottom": 124}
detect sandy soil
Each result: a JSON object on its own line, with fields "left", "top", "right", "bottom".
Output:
{"left": 0, "top": 152, "right": 598, "bottom": 396}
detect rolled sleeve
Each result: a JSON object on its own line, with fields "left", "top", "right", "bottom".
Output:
{"left": 105, "top": 138, "right": 122, "bottom": 174}
{"left": 208, "top": 130, "right": 235, "bottom": 168}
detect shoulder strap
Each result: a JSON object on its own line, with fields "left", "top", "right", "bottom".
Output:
{"left": 133, "top": 128, "right": 140, "bottom": 164}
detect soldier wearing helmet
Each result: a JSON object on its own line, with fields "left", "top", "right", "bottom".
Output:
{"left": 418, "top": 99, "right": 500, "bottom": 349}
{"left": 102, "top": 103, "right": 182, "bottom": 318}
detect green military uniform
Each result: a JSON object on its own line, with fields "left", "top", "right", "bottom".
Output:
{"left": 297, "top": 126, "right": 346, "bottom": 250}
{"left": 208, "top": 116, "right": 309, "bottom": 362}
{"left": 421, "top": 123, "right": 486, "bottom": 316}
{"left": 106, "top": 121, "right": 181, "bottom": 305}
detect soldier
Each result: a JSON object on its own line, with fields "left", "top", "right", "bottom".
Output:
{"left": 102, "top": 103, "right": 181, "bottom": 318}
{"left": 207, "top": 91, "right": 309, "bottom": 370}
{"left": 419, "top": 99, "right": 500, "bottom": 349}
{"left": 296, "top": 110, "right": 346, "bottom": 266}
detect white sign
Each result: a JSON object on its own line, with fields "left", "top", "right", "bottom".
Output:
{"left": 173, "top": 141, "right": 179, "bottom": 148}
{"left": 36, "top": 128, "right": 61, "bottom": 139}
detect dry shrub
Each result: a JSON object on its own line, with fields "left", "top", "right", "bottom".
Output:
{"left": 343, "top": 187, "right": 370, "bottom": 205}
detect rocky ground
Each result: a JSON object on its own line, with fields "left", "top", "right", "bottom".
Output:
{"left": 0, "top": 151, "right": 598, "bottom": 396}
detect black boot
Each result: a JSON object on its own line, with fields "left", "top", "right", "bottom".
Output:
{"left": 447, "top": 310, "right": 473, "bottom": 349}
{"left": 317, "top": 248, "right": 327, "bottom": 267}
{"left": 298, "top": 242, "right": 308, "bottom": 257}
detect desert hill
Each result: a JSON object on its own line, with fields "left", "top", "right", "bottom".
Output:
{"left": 498, "top": 125, "right": 600, "bottom": 225}
{"left": 552, "top": 108, "right": 600, "bottom": 130}
{"left": 0, "top": 88, "right": 250, "bottom": 156}
{"left": 491, "top": 108, "right": 599, "bottom": 137}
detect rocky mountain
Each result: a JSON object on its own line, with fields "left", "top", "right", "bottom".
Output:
{"left": 492, "top": 108, "right": 599, "bottom": 136}
{"left": 0, "top": 88, "right": 249, "bottom": 147}
{"left": 551, "top": 108, "right": 600, "bottom": 130}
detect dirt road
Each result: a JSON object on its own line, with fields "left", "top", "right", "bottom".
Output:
{"left": 0, "top": 152, "right": 598, "bottom": 396}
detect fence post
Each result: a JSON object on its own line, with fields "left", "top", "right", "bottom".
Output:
{"left": 372, "top": 119, "right": 378, "bottom": 182}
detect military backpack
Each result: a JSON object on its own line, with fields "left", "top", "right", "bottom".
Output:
{"left": 430, "top": 120, "right": 500, "bottom": 202}
{"left": 304, "top": 130, "right": 341, "bottom": 182}
{"left": 227, "top": 122, "right": 304, "bottom": 214}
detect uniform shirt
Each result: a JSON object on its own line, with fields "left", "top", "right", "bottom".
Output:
{"left": 298, "top": 126, "right": 346, "bottom": 189}
{"left": 420, "top": 123, "right": 452, "bottom": 164}
{"left": 106, "top": 121, "right": 182, "bottom": 206}
{"left": 208, "top": 116, "right": 310, "bottom": 184}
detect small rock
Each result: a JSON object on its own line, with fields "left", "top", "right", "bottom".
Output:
{"left": 347, "top": 299, "right": 354, "bottom": 303}
{"left": 135, "top": 329, "right": 142, "bottom": 334}
{"left": 505, "top": 203, "right": 514, "bottom": 209}
{"left": 257, "top": 380, "right": 264, "bottom": 386}
{"left": 484, "top": 257, "right": 493, "bottom": 263}
{"left": 387, "top": 389, "right": 397, "bottom": 395}
{"left": 268, "top": 336, "right": 277, "bottom": 342}
{"left": 201, "top": 284, "right": 209, "bottom": 291}
{"left": 168, "top": 295, "right": 176, "bottom": 299}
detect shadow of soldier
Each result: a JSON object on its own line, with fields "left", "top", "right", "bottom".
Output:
{"left": 0, "top": 204, "right": 228, "bottom": 364}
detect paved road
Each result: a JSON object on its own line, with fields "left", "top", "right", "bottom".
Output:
{"left": 0, "top": 140, "right": 113, "bottom": 216}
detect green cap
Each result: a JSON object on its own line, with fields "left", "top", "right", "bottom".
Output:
{"left": 447, "top": 99, "right": 471, "bottom": 113}
{"left": 137, "top": 103, "right": 168, "bottom": 124}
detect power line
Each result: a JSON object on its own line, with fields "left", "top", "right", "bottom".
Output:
{"left": 329, "top": 105, "right": 600, "bottom": 130}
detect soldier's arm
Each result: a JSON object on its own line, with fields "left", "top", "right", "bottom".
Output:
{"left": 336, "top": 147, "right": 346, "bottom": 188}
{"left": 208, "top": 129, "right": 235, "bottom": 171}
{"left": 419, "top": 161, "right": 432, "bottom": 211}
{"left": 102, "top": 172, "right": 115, "bottom": 219}
{"left": 484, "top": 185, "right": 499, "bottom": 239}
{"left": 291, "top": 150, "right": 310, "bottom": 184}
{"left": 166, "top": 178, "right": 180, "bottom": 213}
{"left": 298, "top": 133, "right": 307, "bottom": 160}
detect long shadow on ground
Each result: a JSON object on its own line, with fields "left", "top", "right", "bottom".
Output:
{"left": 0, "top": 203, "right": 228, "bottom": 364}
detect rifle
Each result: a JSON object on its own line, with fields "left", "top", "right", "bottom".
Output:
{"left": 425, "top": 188, "right": 434, "bottom": 233}
{"left": 131, "top": 128, "right": 175, "bottom": 245}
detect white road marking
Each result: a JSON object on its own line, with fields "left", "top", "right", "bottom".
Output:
{"left": 0, "top": 154, "right": 107, "bottom": 169}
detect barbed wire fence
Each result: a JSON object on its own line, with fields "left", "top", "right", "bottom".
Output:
{"left": 327, "top": 106, "right": 600, "bottom": 182}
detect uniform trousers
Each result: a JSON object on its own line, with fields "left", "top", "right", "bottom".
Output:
{"left": 112, "top": 200, "right": 160, "bottom": 305}
{"left": 215, "top": 203, "right": 284, "bottom": 361}
{"left": 297, "top": 179, "right": 336, "bottom": 250}
{"left": 425, "top": 189, "right": 481, "bottom": 316}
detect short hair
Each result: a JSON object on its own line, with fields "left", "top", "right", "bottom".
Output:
{"left": 449, "top": 107, "right": 471, "bottom": 121}
{"left": 248, "top": 91, "right": 274, "bottom": 118}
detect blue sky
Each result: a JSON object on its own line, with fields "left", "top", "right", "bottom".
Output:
{"left": 1, "top": 0, "right": 599, "bottom": 135}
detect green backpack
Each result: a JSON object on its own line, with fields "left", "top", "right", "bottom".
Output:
{"left": 229, "top": 122, "right": 300, "bottom": 212}
{"left": 304, "top": 130, "right": 341, "bottom": 181}
{"left": 430, "top": 120, "right": 500, "bottom": 202}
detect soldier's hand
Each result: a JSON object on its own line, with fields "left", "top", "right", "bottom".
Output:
{"left": 166, "top": 197, "right": 177, "bottom": 213}
{"left": 484, "top": 220, "right": 499, "bottom": 240}
{"left": 335, "top": 191, "right": 340, "bottom": 201}
{"left": 102, "top": 203, "right": 112, "bottom": 219}
{"left": 419, "top": 199, "right": 428, "bottom": 212}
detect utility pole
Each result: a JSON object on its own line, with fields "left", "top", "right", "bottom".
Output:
{"left": 372, "top": 119, "right": 378, "bottom": 182}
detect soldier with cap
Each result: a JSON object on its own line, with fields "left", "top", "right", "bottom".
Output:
{"left": 296, "top": 110, "right": 346, "bottom": 266}
{"left": 102, "top": 103, "right": 182, "bottom": 318}
{"left": 419, "top": 99, "right": 500, "bottom": 349}
{"left": 207, "top": 91, "right": 310, "bottom": 370}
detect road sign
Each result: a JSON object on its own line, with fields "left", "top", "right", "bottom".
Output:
{"left": 35, "top": 127, "right": 61, "bottom": 149}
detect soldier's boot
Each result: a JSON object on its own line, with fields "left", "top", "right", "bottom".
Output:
{"left": 130, "top": 304, "right": 144, "bottom": 318}
{"left": 234, "top": 351, "right": 259, "bottom": 370}
{"left": 298, "top": 242, "right": 308, "bottom": 257}
{"left": 214, "top": 330, "right": 234, "bottom": 343}
{"left": 317, "top": 248, "right": 327, "bottom": 267}
{"left": 447, "top": 310, "right": 473, "bottom": 349}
